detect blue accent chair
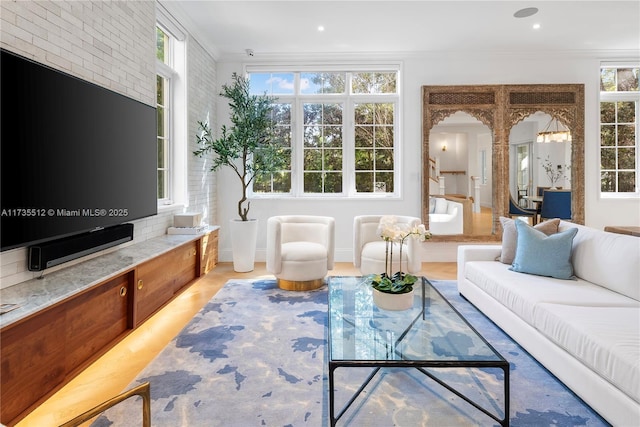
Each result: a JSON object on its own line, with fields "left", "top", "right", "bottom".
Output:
{"left": 540, "top": 190, "right": 572, "bottom": 220}
{"left": 509, "top": 195, "right": 538, "bottom": 225}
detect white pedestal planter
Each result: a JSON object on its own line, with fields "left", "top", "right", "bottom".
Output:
{"left": 372, "top": 288, "right": 414, "bottom": 311}
{"left": 230, "top": 219, "right": 258, "bottom": 272}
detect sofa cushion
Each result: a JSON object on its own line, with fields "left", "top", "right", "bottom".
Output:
{"left": 278, "top": 242, "right": 328, "bottom": 281}
{"left": 362, "top": 241, "right": 408, "bottom": 263}
{"left": 560, "top": 222, "right": 640, "bottom": 301}
{"left": 281, "top": 241, "right": 327, "bottom": 261}
{"left": 464, "top": 261, "right": 639, "bottom": 325}
{"left": 498, "top": 217, "right": 560, "bottom": 264}
{"left": 510, "top": 221, "right": 577, "bottom": 279}
{"left": 282, "top": 223, "right": 329, "bottom": 246}
{"left": 434, "top": 197, "right": 448, "bottom": 214}
{"left": 533, "top": 303, "right": 640, "bottom": 404}
{"left": 429, "top": 213, "right": 454, "bottom": 223}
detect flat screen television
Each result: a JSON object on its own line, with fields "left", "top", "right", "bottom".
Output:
{"left": 1, "top": 49, "right": 157, "bottom": 251}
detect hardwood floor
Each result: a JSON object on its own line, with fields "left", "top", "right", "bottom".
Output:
{"left": 471, "top": 206, "right": 494, "bottom": 236}
{"left": 16, "top": 262, "right": 456, "bottom": 427}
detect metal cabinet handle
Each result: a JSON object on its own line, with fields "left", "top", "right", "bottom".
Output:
{"left": 120, "top": 286, "right": 127, "bottom": 297}
{"left": 137, "top": 279, "right": 144, "bottom": 290}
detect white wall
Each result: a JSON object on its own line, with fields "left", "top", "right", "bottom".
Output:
{"left": 215, "top": 51, "right": 640, "bottom": 263}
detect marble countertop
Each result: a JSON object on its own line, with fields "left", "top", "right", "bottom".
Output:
{"left": 0, "top": 227, "right": 218, "bottom": 329}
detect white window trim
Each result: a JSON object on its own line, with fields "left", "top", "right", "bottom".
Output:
{"left": 348, "top": 95, "right": 400, "bottom": 198}
{"left": 598, "top": 63, "right": 640, "bottom": 199}
{"left": 246, "top": 64, "right": 403, "bottom": 200}
{"left": 156, "top": 7, "right": 188, "bottom": 208}
{"left": 156, "top": 71, "right": 172, "bottom": 203}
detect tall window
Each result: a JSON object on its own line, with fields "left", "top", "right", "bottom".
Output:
{"left": 248, "top": 68, "right": 400, "bottom": 197}
{"left": 156, "top": 26, "right": 171, "bottom": 201}
{"left": 354, "top": 102, "right": 395, "bottom": 192}
{"left": 303, "top": 102, "right": 343, "bottom": 193}
{"left": 155, "top": 14, "right": 187, "bottom": 206}
{"left": 253, "top": 103, "right": 293, "bottom": 193}
{"left": 600, "top": 65, "right": 639, "bottom": 196}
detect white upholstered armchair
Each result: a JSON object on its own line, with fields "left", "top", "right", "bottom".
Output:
{"left": 353, "top": 215, "right": 422, "bottom": 276}
{"left": 266, "top": 215, "right": 335, "bottom": 291}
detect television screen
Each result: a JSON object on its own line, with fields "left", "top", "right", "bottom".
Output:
{"left": 1, "top": 49, "right": 157, "bottom": 251}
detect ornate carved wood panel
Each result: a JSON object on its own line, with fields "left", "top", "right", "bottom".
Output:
{"left": 422, "top": 84, "right": 585, "bottom": 242}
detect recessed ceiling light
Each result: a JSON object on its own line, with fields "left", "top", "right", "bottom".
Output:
{"left": 317, "top": 25, "right": 325, "bottom": 32}
{"left": 514, "top": 7, "right": 539, "bottom": 18}
{"left": 533, "top": 23, "right": 541, "bottom": 30}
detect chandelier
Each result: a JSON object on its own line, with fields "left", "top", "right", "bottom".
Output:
{"left": 537, "top": 117, "right": 572, "bottom": 143}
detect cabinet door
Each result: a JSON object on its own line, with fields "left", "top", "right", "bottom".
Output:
{"left": 64, "top": 273, "right": 131, "bottom": 373}
{"left": 0, "top": 272, "right": 131, "bottom": 426}
{"left": 170, "top": 242, "right": 198, "bottom": 293}
{"left": 200, "top": 230, "right": 219, "bottom": 276}
{"left": 1, "top": 304, "right": 66, "bottom": 425}
{"left": 134, "top": 243, "right": 197, "bottom": 325}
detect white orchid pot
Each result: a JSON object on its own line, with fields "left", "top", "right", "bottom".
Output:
{"left": 372, "top": 288, "right": 415, "bottom": 311}
{"left": 230, "top": 219, "right": 258, "bottom": 272}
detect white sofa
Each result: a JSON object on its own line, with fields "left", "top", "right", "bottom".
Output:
{"left": 457, "top": 221, "right": 640, "bottom": 426}
{"left": 428, "top": 197, "right": 464, "bottom": 235}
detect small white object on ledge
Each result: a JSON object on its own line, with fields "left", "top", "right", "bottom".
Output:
{"left": 167, "top": 226, "right": 206, "bottom": 235}
{"left": 173, "top": 212, "right": 202, "bottom": 228}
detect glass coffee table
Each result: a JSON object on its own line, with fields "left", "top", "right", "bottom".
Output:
{"left": 327, "top": 276, "right": 509, "bottom": 426}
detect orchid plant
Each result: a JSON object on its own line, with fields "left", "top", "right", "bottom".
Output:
{"left": 370, "top": 216, "right": 432, "bottom": 294}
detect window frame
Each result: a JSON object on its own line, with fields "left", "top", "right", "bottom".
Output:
{"left": 599, "top": 63, "right": 640, "bottom": 199}
{"left": 155, "top": 8, "right": 188, "bottom": 208}
{"left": 246, "top": 65, "right": 402, "bottom": 200}
{"left": 300, "top": 97, "right": 345, "bottom": 195}
{"left": 156, "top": 70, "right": 172, "bottom": 202}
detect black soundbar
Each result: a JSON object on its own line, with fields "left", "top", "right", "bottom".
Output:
{"left": 28, "top": 223, "right": 134, "bottom": 271}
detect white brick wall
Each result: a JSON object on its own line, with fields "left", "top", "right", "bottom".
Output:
{"left": 1, "top": 0, "right": 156, "bottom": 105}
{"left": 188, "top": 39, "right": 218, "bottom": 227}
{"left": 0, "top": 1, "right": 218, "bottom": 289}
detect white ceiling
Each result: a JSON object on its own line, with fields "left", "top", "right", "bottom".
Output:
{"left": 160, "top": 1, "right": 640, "bottom": 60}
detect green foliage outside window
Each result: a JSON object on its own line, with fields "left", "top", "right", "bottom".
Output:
{"left": 248, "top": 70, "right": 398, "bottom": 195}
{"left": 156, "top": 25, "right": 170, "bottom": 200}
{"left": 352, "top": 72, "right": 397, "bottom": 94}
{"left": 156, "top": 75, "right": 168, "bottom": 200}
{"left": 303, "top": 103, "right": 343, "bottom": 193}
{"left": 600, "top": 66, "right": 639, "bottom": 193}
{"left": 156, "top": 27, "right": 168, "bottom": 64}
{"left": 254, "top": 103, "right": 292, "bottom": 193}
{"left": 355, "top": 103, "right": 395, "bottom": 192}
{"left": 600, "top": 68, "right": 639, "bottom": 92}
{"left": 301, "top": 72, "right": 345, "bottom": 94}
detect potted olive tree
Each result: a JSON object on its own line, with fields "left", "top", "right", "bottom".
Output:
{"left": 194, "top": 73, "right": 288, "bottom": 272}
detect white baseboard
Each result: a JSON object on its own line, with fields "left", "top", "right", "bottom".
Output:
{"left": 220, "top": 244, "right": 465, "bottom": 264}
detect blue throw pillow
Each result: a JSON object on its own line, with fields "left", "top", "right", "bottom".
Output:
{"left": 510, "top": 220, "right": 578, "bottom": 280}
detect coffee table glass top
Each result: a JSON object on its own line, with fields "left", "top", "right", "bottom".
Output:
{"left": 328, "top": 276, "right": 503, "bottom": 363}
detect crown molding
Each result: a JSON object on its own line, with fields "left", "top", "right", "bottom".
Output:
{"left": 157, "top": 0, "right": 221, "bottom": 61}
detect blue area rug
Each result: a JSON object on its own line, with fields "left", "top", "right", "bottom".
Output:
{"left": 93, "top": 279, "right": 608, "bottom": 426}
